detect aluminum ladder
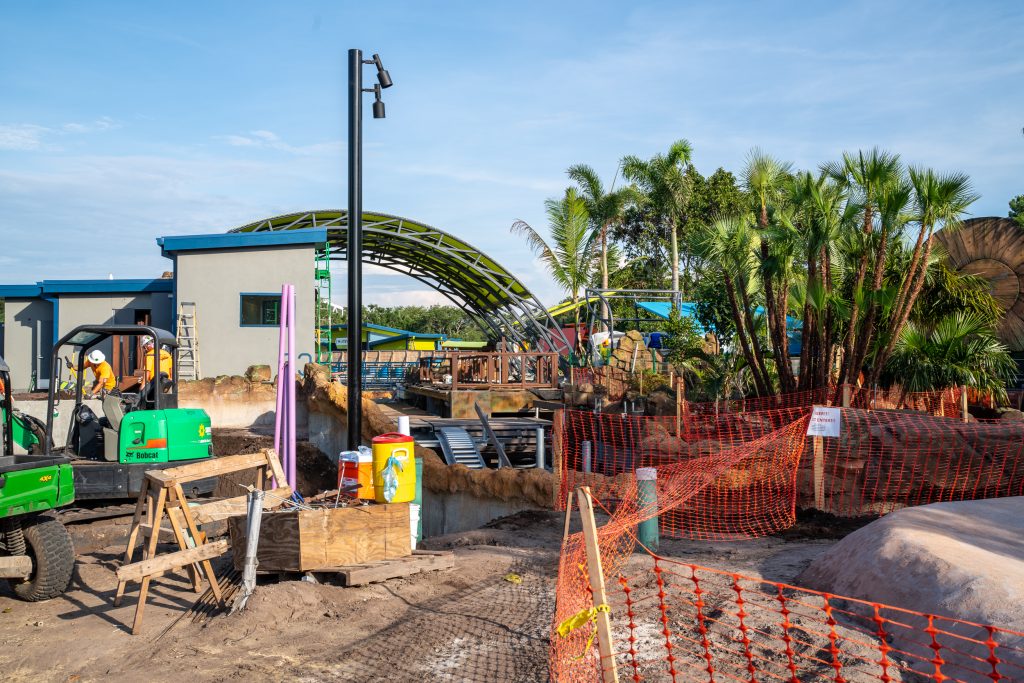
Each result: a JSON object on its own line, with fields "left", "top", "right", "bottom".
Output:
{"left": 176, "top": 301, "right": 200, "bottom": 381}
{"left": 437, "top": 427, "right": 486, "bottom": 469}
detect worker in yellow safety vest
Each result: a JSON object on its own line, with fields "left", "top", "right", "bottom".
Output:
{"left": 84, "top": 349, "right": 116, "bottom": 397}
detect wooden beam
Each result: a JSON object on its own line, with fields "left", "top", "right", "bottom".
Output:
{"left": 147, "top": 451, "right": 272, "bottom": 485}
{"left": 0, "top": 555, "right": 32, "bottom": 579}
{"left": 576, "top": 487, "right": 619, "bottom": 683}
{"left": 812, "top": 435, "right": 825, "bottom": 510}
{"left": 191, "top": 486, "right": 293, "bottom": 525}
{"left": 116, "top": 539, "right": 229, "bottom": 583}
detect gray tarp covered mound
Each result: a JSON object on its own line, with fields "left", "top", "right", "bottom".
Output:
{"left": 798, "top": 497, "right": 1024, "bottom": 677}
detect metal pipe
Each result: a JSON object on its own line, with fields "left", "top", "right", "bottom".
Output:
{"left": 582, "top": 440, "right": 592, "bottom": 473}
{"left": 535, "top": 426, "right": 546, "bottom": 470}
{"left": 347, "top": 47, "right": 364, "bottom": 450}
{"left": 234, "top": 488, "right": 266, "bottom": 613}
{"left": 287, "top": 284, "right": 297, "bottom": 489}
{"left": 636, "top": 467, "right": 659, "bottom": 551}
{"left": 273, "top": 284, "right": 288, "bottom": 486}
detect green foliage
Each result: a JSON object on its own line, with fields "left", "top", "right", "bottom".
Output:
{"left": 1010, "top": 194, "right": 1024, "bottom": 228}
{"left": 318, "top": 302, "right": 487, "bottom": 341}
{"left": 663, "top": 305, "right": 705, "bottom": 367}
{"left": 692, "top": 276, "right": 735, "bottom": 346}
{"left": 884, "top": 311, "right": 1016, "bottom": 401}
{"left": 915, "top": 261, "right": 1003, "bottom": 326}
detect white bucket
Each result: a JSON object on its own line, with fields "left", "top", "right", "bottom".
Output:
{"left": 409, "top": 503, "right": 421, "bottom": 550}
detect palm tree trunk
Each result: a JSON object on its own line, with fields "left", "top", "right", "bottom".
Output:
{"left": 847, "top": 224, "right": 890, "bottom": 390}
{"left": 833, "top": 207, "right": 874, "bottom": 401}
{"left": 670, "top": 221, "right": 680, "bottom": 294}
{"left": 738, "top": 281, "right": 774, "bottom": 394}
{"left": 798, "top": 256, "right": 817, "bottom": 390}
{"left": 724, "top": 274, "right": 770, "bottom": 396}
{"left": 817, "top": 246, "right": 834, "bottom": 390}
{"left": 870, "top": 228, "right": 935, "bottom": 387}
{"left": 600, "top": 222, "right": 610, "bottom": 331}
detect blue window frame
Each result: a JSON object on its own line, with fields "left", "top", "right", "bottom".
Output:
{"left": 240, "top": 293, "right": 281, "bottom": 327}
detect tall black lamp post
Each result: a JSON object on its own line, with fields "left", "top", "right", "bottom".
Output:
{"left": 347, "top": 48, "right": 392, "bottom": 449}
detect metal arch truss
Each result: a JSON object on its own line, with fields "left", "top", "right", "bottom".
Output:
{"left": 230, "top": 210, "right": 570, "bottom": 351}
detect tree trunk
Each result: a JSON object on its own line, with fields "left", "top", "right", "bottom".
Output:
{"left": 870, "top": 228, "right": 935, "bottom": 387}
{"left": 670, "top": 220, "right": 680, "bottom": 295}
{"left": 600, "top": 222, "right": 610, "bottom": 331}
{"left": 847, "top": 224, "right": 891, "bottom": 389}
{"left": 817, "top": 246, "right": 834, "bottom": 391}
{"left": 724, "top": 274, "right": 770, "bottom": 397}
{"left": 833, "top": 206, "right": 874, "bottom": 401}
{"left": 738, "top": 281, "right": 774, "bottom": 394}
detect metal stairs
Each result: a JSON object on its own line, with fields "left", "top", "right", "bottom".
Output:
{"left": 437, "top": 427, "right": 486, "bottom": 469}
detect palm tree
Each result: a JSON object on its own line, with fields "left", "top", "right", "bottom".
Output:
{"left": 822, "top": 148, "right": 902, "bottom": 393}
{"left": 567, "top": 164, "right": 635, "bottom": 327}
{"left": 743, "top": 149, "right": 797, "bottom": 391}
{"left": 621, "top": 140, "right": 693, "bottom": 294}
{"left": 511, "top": 188, "right": 596, "bottom": 337}
{"left": 884, "top": 311, "right": 1016, "bottom": 402}
{"left": 869, "top": 168, "right": 979, "bottom": 387}
{"left": 696, "top": 214, "right": 773, "bottom": 396}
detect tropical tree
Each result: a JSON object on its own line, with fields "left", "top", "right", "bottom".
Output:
{"left": 511, "top": 188, "right": 596, "bottom": 335}
{"left": 868, "top": 168, "right": 979, "bottom": 388}
{"left": 621, "top": 140, "right": 694, "bottom": 294}
{"left": 567, "top": 164, "right": 635, "bottom": 326}
{"left": 883, "top": 311, "right": 1016, "bottom": 401}
{"left": 822, "top": 148, "right": 903, "bottom": 395}
{"left": 1010, "top": 194, "right": 1024, "bottom": 228}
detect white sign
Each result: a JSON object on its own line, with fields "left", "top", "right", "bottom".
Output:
{"left": 807, "top": 406, "right": 841, "bottom": 437}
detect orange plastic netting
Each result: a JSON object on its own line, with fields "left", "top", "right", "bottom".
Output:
{"left": 552, "top": 388, "right": 1024, "bottom": 682}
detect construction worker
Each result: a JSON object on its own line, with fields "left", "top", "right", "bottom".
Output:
{"left": 142, "top": 337, "right": 173, "bottom": 383}
{"left": 84, "top": 349, "right": 116, "bottom": 397}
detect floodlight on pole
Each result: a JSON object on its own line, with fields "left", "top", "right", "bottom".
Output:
{"left": 346, "top": 48, "right": 392, "bottom": 450}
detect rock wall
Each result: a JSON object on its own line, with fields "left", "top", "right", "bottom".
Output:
{"left": 179, "top": 368, "right": 303, "bottom": 430}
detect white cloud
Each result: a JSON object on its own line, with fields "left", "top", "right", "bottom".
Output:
{"left": 213, "top": 129, "right": 342, "bottom": 156}
{"left": 0, "top": 118, "right": 120, "bottom": 151}
{"left": 0, "top": 124, "right": 51, "bottom": 151}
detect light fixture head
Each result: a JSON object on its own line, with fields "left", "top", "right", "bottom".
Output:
{"left": 372, "top": 53, "right": 393, "bottom": 88}
{"left": 372, "top": 84, "right": 386, "bottom": 119}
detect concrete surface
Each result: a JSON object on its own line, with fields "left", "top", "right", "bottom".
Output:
{"left": 421, "top": 488, "right": 538, "bottom": 538}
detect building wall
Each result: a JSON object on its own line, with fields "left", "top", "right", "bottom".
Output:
{"left": 54, "top": 292, "right": 174, "bottom": 368}
{"left": 3, "top": 298, "right": 53, "bottom": 391}
{"left": 173, "top": 244, "right": 316, "bottom": 377}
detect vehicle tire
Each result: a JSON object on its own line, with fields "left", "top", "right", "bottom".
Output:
{"left": 16, "top": 412, "right": 48, "bottom": 455}
{"left": 8, "top": 514, "right": 75, "bottom": 601}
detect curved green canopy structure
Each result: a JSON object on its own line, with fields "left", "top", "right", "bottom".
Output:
{"left": 230, "top": 210, "right": 569, "bottom": 350}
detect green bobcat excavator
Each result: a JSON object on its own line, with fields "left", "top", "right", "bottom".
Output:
{"left": 44, "top": 325, "right": 216, "bottom": 499}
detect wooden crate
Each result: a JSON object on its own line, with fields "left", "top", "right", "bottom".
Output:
{"left": 229, "top": 503, "right": 412, "bottom": 573}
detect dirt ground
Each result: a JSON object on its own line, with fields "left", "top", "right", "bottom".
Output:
{"left": 0, "top": 503, "right": 848, "bottom": 683}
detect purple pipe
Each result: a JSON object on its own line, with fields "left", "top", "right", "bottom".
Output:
{"left": 272, "top": 284, "right": 290, "bottom": 487}
{"left": 286, "top": 284, "right": 297, "bottom": 489}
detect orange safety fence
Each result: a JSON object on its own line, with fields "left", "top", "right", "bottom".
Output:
{"left": 559, "top": 405, "right": 1024, "bottom": 524}
{"left": 558, "top": 409, "right": 810, "bottom": 539}
{"left": 802, "top": 407, "right": 1024, "bottom": 517}
{"left": 552, "top": 519, "right": 1024, "bottom": 681}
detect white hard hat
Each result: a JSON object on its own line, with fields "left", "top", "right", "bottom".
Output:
{"left": 88, "top": 349, "right": 105, "bottom": 364}
{"left": 141, "top": 336, "right": 154, "bottom": 348}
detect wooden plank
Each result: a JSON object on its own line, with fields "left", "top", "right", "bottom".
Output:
{"left": 264, "top": 448, "right": 287, "bottom": 487}
{"left": 191, "top": 486, "right": 291, "bottom": 525}
{"left": 813, "top": 435, "right": 825, "bottom": 510}
{"left": 147, "top": 452, "right": 272, "bottom": 486}
{"left": 117, "top": 539, "right": 229, "bottom": 583}
{"left": 336, "top": 551, "right": 455, "bottom": 586}
{"left": 0, "top": 555, "right": 32, "bottom": 579}
{"left": 576, "top": 487, "right": 619, "bottom": 683}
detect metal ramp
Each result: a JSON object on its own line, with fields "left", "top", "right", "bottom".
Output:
{"left": 437, "top": 427, "right": 486, "bottom": 469}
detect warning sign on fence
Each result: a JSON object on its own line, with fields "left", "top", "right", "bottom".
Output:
{"left": 807, "top": 406, "right": 841, "bottom": 437}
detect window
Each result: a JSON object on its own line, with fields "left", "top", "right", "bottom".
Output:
{"left": 240, "top": 294, "right": 281, "bottom": 326}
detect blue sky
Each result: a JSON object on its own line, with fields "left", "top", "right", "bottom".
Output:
{"left": 1, "top": 1, "right": 1021, "bottom": 307}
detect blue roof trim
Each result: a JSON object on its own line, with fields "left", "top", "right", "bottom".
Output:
{"left": 39, "top": 279, "right": 173, "bottom": 295}
{"left": 0, "top": 284, "right": 43, "bottom": 298}
{"left": 158, "top": 228, "right": 328, "bottom": 256}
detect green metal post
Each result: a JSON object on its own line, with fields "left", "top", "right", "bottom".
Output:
{"left": 636, "top": 467, "right": 659, "bottom": 551}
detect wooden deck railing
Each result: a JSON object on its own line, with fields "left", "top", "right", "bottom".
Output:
{"left": 416, "top": 351, "right": 559, "bottom": 390}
